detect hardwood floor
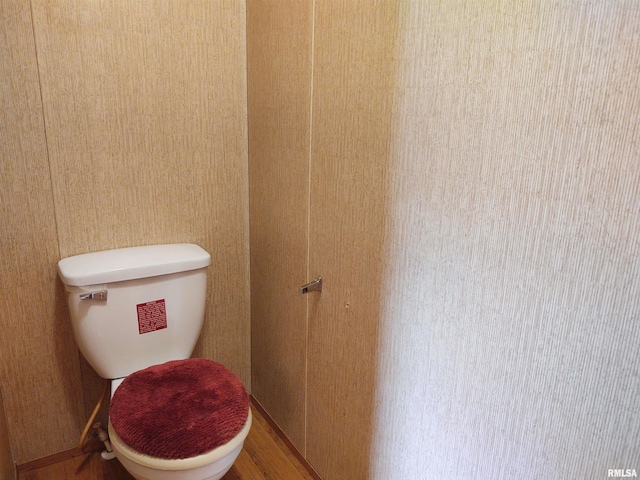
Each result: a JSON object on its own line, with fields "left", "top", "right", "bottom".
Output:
{"left": 18, "top": 402, "right": 318, "bottom": 480}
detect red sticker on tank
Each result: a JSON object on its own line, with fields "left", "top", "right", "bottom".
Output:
{"left": 136, "top": 299, "right": 167, "bottom": 334}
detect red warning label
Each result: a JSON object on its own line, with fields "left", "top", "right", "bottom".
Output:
{"left": 137, "top": 299, "right": 167, "bottom": 334}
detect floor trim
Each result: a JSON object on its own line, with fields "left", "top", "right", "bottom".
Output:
{"left": 16, "top": 440, "right": 102, "bottom": 474}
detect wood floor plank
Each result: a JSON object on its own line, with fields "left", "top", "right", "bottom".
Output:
{"left": 64, "top": 453, "right": 134, "bottom": 479}
{"left": 223, "top": 449, "right": 266, "bottom": 480}
{"left": 18, "top": 461, "right": 66, "bottom": 480}
{"left": 250, "top": 400, "right": 319, "bottom": 480}
{"left": 240, "top": 410, "right": 310, "bottom": 480}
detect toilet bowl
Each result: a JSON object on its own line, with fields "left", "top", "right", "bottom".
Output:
{"left": 108, "top": 410, "right": 252, "bottom": 480}
{"left": 57, "top": 244, "right": 251, "bottom": 480}
{"left": 107, "top": 358, "right": 251, "bottom": 480}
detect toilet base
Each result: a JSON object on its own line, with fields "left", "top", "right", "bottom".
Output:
{"left": 115, "top": 443, "right": 242, "bottom": 480}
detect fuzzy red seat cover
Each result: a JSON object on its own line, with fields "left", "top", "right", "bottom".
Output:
{"left": 109, "top": 358, "right": 249, "bottom": 459}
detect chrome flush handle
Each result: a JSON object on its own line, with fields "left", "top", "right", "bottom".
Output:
{"left": 79, "top": 290, "right": 108, "bottom": 301}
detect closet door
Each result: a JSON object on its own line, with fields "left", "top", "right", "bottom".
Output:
{"left": 247, "top": 0, "right": 313, "bottom": 453}
{"left": 305, "top": 4, "right": 399, "bottom": 478}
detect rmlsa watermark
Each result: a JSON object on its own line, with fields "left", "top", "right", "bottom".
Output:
{"left": 608, "top": 469, "right": 637, "bottom": 478}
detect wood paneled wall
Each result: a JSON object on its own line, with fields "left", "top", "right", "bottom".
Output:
{"left": 371, "top": 2, "right": 640, "bottom": 478}
{"left": 3, "top": 0, "right": 639, "bottom": 475}
{"left": 247, "top": 0, "right": 313, "bottom": 453}
{"left": 0, "top": 0, "right": 83, "bottom": 463}
{"left": 305, "top": 3, "right": 401, "bottom": 478}
{"left": 0, "top": 389, "right": 15, "bottom": 480}
{"left": 0, "top": 0, "right": 249, "bottom": 464}
{"left": 248, "top": 1, "right": 640, "bottom": 479}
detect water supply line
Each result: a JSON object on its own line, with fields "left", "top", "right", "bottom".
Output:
{"left": 93, "top": 421, "right": 116, "bottom": 460}
{"left": 78, "top": 380, "right": 116, "bottom": 459}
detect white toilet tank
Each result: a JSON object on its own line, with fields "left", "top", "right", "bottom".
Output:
{"left": 58, "top": 244, "right": 211, "bottom": 380}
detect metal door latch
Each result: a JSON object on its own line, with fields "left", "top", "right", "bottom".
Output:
{"left": 300, "top": 276, "right": 322, "bottom": 294}
{"left": 79, "top": 290, "right": 108, "bottom": 301}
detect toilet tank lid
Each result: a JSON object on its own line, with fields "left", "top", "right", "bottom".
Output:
{"left": 57, "top": 244, "right": 211, "bottom": 286}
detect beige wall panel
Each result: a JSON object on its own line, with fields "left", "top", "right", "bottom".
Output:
{"left": 30, "top": 0, "right": 250, "bottom": 391}
{"left": 0, "top": 276, "right": 85, "bottom": 463}
{"left": 0, "top": 389, "right": 15, "bottom": 480}
{"left": 370, "top": 1, "right": 640, "bottom": 479}
{"left": 247, "top": 0, "right": 312, "bottom": 452}
{"left": 0, "top": 0, "right": 86, "bottom": 464}
{"left": 306, "top": 2, "right": 401, "bottom": 478}
{"left": 306, "top": 1, "right": 640, "bottom": 478}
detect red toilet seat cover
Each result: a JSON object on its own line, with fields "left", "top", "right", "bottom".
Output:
{"left": 110, "top": 358, "right": 249, "bottom": 459}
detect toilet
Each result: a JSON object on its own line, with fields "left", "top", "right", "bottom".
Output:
{"left": 57, "top": 244, "right": 251, "bottom": 480}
